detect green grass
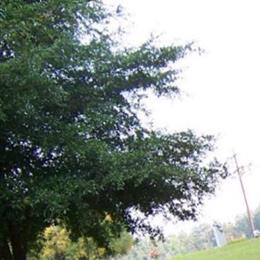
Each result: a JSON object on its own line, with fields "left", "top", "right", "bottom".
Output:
{"left": 173, "top": 238, "right": 260, "bottom": 260}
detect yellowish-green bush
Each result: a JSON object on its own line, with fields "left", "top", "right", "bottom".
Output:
{"left": 39, "top": 225, "right": 105, "bottom": 260}
{"left": 29, "top": 225, "right": 133, "bottom": 259}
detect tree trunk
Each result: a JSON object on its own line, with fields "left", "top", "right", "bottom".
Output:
{"left": 8, "top": 223, "right": 27, "bottom": 260}
{"left": 11, "top": 244, "right": 26, "bottom": 260}
{"left": 0, "top": 240, "right": 13, "bottom": 260}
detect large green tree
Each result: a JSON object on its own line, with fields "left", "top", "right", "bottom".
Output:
{"left": 0, "top": 0, "right": 227, "bottom": 259}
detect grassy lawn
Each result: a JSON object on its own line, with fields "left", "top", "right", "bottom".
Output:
{"left": 173, "top": 238, "right": 260, "bottom": 260}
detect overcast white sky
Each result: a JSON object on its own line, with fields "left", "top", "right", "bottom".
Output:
{"left": 105, "top": 0, "right": 260, "bottom": 234}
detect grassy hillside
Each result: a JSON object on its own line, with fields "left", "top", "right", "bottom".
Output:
{"left": 173, "top": 238, "right": 260, "bottom": 260}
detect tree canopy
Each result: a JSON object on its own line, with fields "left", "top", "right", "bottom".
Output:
{"left": 0, "top": 0, "right": 227, "bottom": 259}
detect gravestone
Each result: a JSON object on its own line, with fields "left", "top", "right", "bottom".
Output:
{"left": 213, "top": 222, "right": 227, "bottom": 247}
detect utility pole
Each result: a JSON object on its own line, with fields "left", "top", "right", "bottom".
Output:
{"left": 233, "top": 154, "right": 255, "bottom": 237}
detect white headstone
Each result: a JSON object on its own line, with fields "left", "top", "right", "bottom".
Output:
{"left": 213, "top": 223, "right": 227, "bottom": 247}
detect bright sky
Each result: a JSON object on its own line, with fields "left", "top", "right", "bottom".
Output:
{"left": 104, "top": 0, "right": 260, "bottom": 234}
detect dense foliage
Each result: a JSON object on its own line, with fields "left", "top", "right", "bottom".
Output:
{"left": 0, "top": 0, "right": 227, "bottom": 259}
